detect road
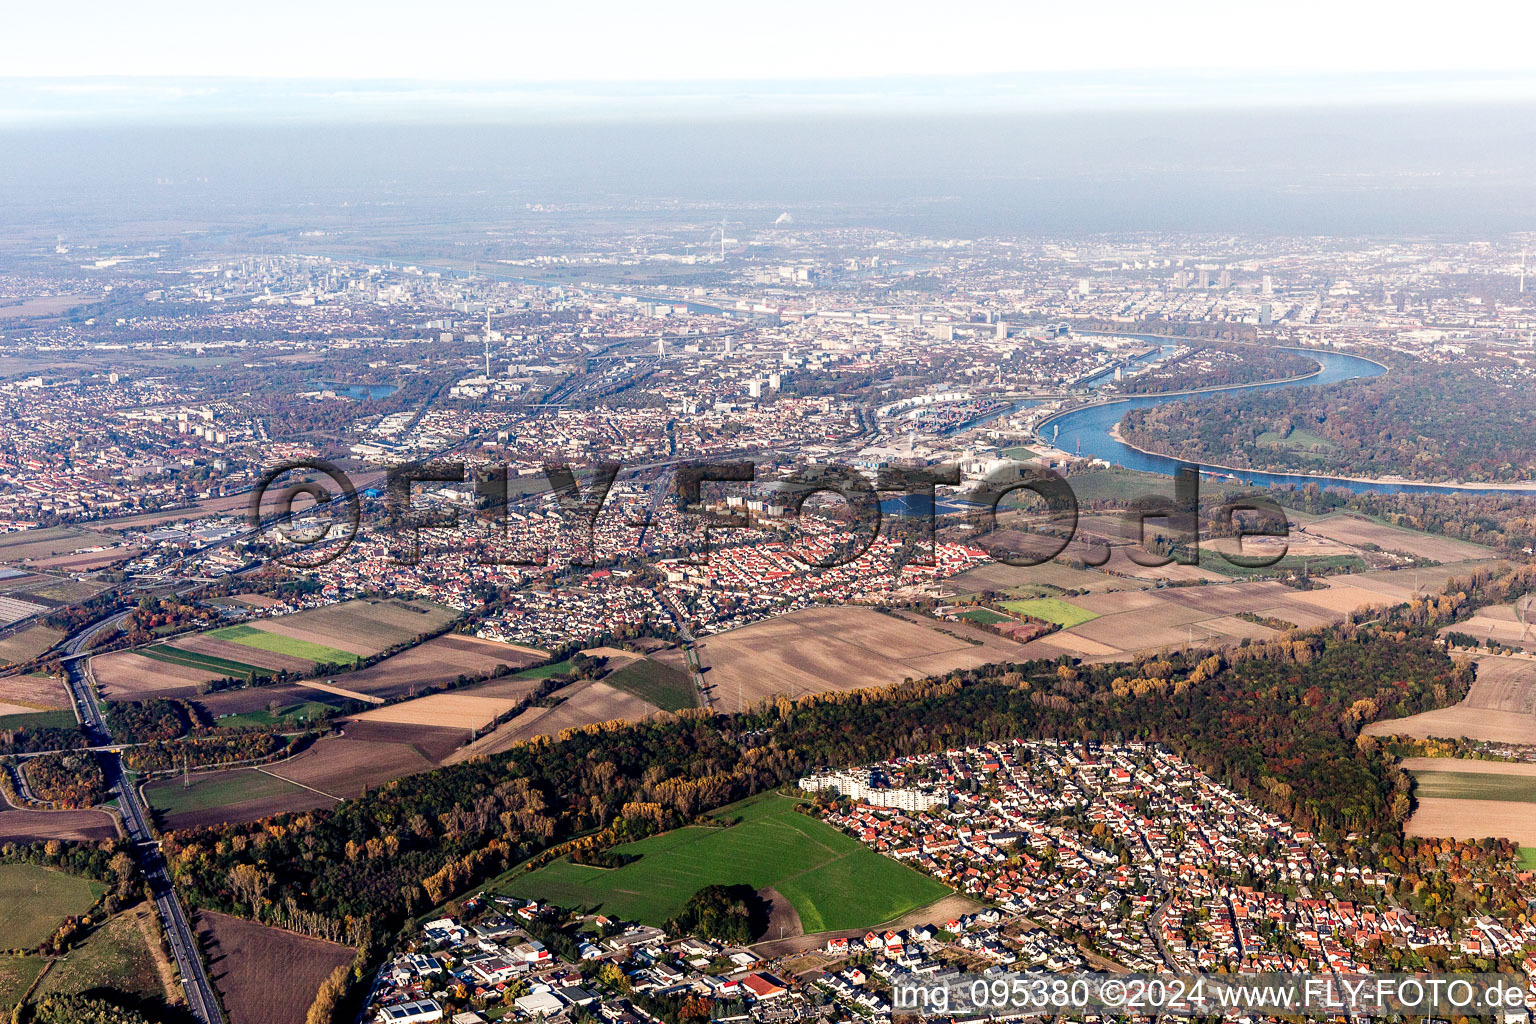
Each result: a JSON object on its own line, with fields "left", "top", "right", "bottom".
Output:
{"left": 60, "top": 614, "right": 225, "bottom": 1024}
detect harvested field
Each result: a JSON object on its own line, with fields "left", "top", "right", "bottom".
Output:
{"left": 262, "top": 723, "right": 457, "bottom": 799}
{"left": 251, "top": 599, "right": 456, "bottom": 655}
{"left": 945, "top": 558, "right": 1146, "bottom": 596}
{"left": 1406, "top": 798, "right": 1536, "bottom": 846}
{"left": 1367, "top": 706, "right": 1536, "bottom": 745}
{"left": 1008, "top": 576, "right": 1395, "bottom": 660}
{"left": 318, "top": 634, "right": 545, "bottom": 699}
{"left": 0, "top": 672, "right": 68, "bottom": 709}
{"left": 0, "top": 791, "right": 116, "bottom": 842}
{"left": 28, "top": 549, "right": 129, "bottom": 572}
{"left": 1365, "top": 654, "right": 1536, "bottom": 744}
{"left": 448, "top": 680, "right": 660, "bottom": 762}
{"left": 291, "top": 679, "right": 380, "bottom": 704}
{"left": 1302, "top": 515, "right": 1494, "bottom": 563}
{"left": 1285, "top": 581, "right": 1392, "bottom": 615}
{"left": 195, "top": 911, "right": 353, "bottom": 1024}
{"left": 350, "top": 692, "right": 521, "bottom": 730}
{"left": 0, "top": 625, "right": 64, "bottom": 666}
{"left": 0, "top": 527, "right": 106, "bottom": 564}
{"left": 92, "top": 650, "right": 221, "bottom": 700}
{"left": 1460, "top": 654, "right": 1536, "bottom": 715}
{"left": 1443, "top": 604, "right": 1536, "bottom": 651}
{"left": 690, "top": 607, "right": 1022, "bottom": 713}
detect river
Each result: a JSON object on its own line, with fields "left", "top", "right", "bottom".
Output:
{"left": 1042, "top": 346, "right": 1536, "bottom": 495}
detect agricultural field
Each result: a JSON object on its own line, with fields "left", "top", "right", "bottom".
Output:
{"left": 34, "top": 905, "right": 173, "bottom": 1007}
{"left": 0, "top": 863, "right": 104, "bottom": 950}
{"left": 91, "top": 650, "right": 225, "bottom": 701}
{"left": 1403, "top": 758, "right": 1536, "bottom": 848}
{"left": 1000, "top": 597, "right": 1100, "bottom": 628}
{"left": 204, "top": 625, "right": 360, "bottom": 667}
{"left": 448, "top": 679, "right": 660, "bottom": 763}
{"left": 1365, "top": 654, "right": 1536, "bottom": 745}
{"left": 146, "top": 769, "right": 334, "bottom": 830}
{"left": 944, "top": 556, "right": 1149, "bottom": 597}
{"left": 0, "top": 708, "right": 76, "bottom": 732}
{"left": 0, "top": 673, "right": 69, "bottom": 711}
{"left": 1440, "top": 603, "right": 1536, "bottom": 652}
{"left": 0, "top": 625, "right": 65, "bottom": 668}
{"left": 314, "top": 633, "right": 545, "bottom": 700}
{"left": 195, "top": 911, "right": 353, "bottom": 1024}
{"left": 1299, "top": 514, "right": 1495, "bottom": 564}
{"left": 100, "top": 599, "right": 462, "bottom": 702}
{"left": 248, "top": 598, "right": 457, "bottom": 656}
{"left": 510, "top": 793, "right": 949, "bottom": 935}
{"left": 692, "top": 607, "right": 1023, "bottom": 714}
{"left": 0, "top": 527, "right": 112, "bottom": 566}
{"left": 210, "top": 698, "right": 344, "bottom": 731}
{"left": 602, "top": 657, "right": 698, "bottom": 712}
{"left": 349, "top": 692, "right": 522, "bottom": 731}
{"left": 1011, "top": 574, "right": 1424, "bottom": 663}
{"left": 0, "top": 793, "right": 117, "bottom": 843}
{"left": 148, "top": 722, "right": 462, "bottom": 829}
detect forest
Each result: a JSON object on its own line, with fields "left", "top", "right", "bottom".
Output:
{"left": 1114, "top": 344, "right": 1315, "bottom": 395}
{"left": 1120, "top": 357, "right": 1536, "bottom": 483}
{"left": 21, "top": 750, "right": 108, "bottom": 808}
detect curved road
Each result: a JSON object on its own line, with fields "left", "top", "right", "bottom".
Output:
{"left": 61, "top": 613, "right": 225, "bottom": 1024}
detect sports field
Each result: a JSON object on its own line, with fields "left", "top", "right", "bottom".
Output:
{"left": 511, "top": 793, "right": 948, "bottom": 934}
{"left": 955, "top": 608, "right": 1013, "bottom": 626}
{"left": 1000, "top": 597, "right": 1100, "bottom": 628}
{"left": 0, "top": 863, "right": 105, "bottom": 950}
{"left": 206, "top": 625, "right": 360, "bottom": 666}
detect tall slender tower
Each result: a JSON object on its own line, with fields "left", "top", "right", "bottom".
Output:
{"left": 484, "top": 308, "right": 492, "bottom": 378}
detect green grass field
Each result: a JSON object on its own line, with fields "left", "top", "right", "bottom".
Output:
{"left": 139, "top": 645, "right": 265, "bottom": 679}
{"left": 1000, "top": 598, "right": 1100, "bottom": 628}
{"left": 509, "top": 792, "right": 949, "bottom": 934}
{"left": 206, "top": 625, "right": 360, "bottom": 666}
{"left": 0, "top": 708, "right": 77, "bottom": 732}
{"left": 1411, "top": 771, "right": 1536, "bottom": 804}
{"left": 1517, "top": 848, "right": 1536, "bottom": 871}
{"left": 603, "top": 659, "right": 698, "bottom": 712}
{"left": 512, "top": 659, "right": 573, "bottom": 679}
{"left": 145, "top": 770, "right": 306, "bottom": 817}
{"left": 215, "top": 699, "right": 341, "bottom": 731}
{"left": 955, "top": 608, "right": 1013, "bottom": 626}
{"left": 0, "top": 955, "right": 45, "bottom": 1015}
{"left": 0, "top": 864, "right": 105, "bottom": 951}
{"left": 35, "top": 907, "right": 165, "bottom": 1004}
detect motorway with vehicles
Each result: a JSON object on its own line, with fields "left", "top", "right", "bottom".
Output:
{"left": 60, "top": 613, "right": 225, "bottom": 1024}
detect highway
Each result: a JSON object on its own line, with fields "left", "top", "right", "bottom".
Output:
{"left": 60, "top": 614, "right": 225, "bottom": 1024}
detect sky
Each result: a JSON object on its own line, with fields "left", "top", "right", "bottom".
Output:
{"left": 5, "top": 0, "right": 1536, "bottom": 123}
